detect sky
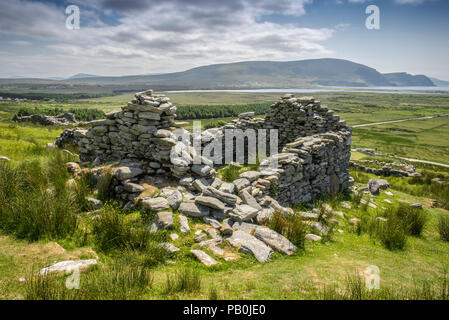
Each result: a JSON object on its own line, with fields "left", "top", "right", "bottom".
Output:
{"left": 0, "top": 0, "right": 448, "bottom": 80}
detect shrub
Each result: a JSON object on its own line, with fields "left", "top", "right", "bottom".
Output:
{"left": 268, "top": 211, "right": 306, "bottom": 249}
{"left": 394, "top": 204, "right": 427, "bottom": 237}
{"left": 92, "top": 205, "right": 153, "bottom": 252}
{"left": 97, "top": 167, "right": 114, "bottom": 202}
{"left": 220, "top": 165, "right": 240, "bottom": 182}
{"left": 438, "top": 215, "right": 449, "bottom": 242}
{"left": 373, "top": 215, "right": 407, "bottom": 250}
{"left": 165, "top": 268, "right": 202, "bottom": 294}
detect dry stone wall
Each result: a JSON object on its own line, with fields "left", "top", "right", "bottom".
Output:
{"left": 56, "top": 90, "right": 352, "bottom": 207}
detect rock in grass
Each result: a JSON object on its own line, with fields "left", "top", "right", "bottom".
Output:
{"left": 239, "top": 171, "right": 260, "bottom": 182}
{"left": 158, "top": 243, "right": 180, "bottom": 253}
{"left": 40, "top": 259, "right": 97, "bottom": 275}
{"left": 227, "top": 230, "right": 273, "bottom": 263}
{"left": 229, "top": 204, "right": 259, "bottom": 222}
{"left": 179, "top": 214, "right": 190, "bottom": 233}
{"left": 86, "top": 197, "right": 103, "bottom": 210}
{"left": 0, "top": 156, "right": 11, "bottom": 162}
{"left": 141, "top": 197, "right": 169, "bottom": 211}
{"left": 123, "top": 182, "right": 145, "bottom": 193}
{"left": 195, "top": 196, "right": 225, "bottom": 211}
{"left": 179, "top": 202, "right": 210, "bottom": 217}
{"left": 156, "top": 211, "right": 174, "bottom": 229}
{"left": 305, "top": 234, "right": 322, "bottom": 242}
{"left": 190, "top": 249, "right": 219, "bottom": 266}
{"left": 233, "top": 222, "right": 297, "bottom": 255}
{"left": 167, "top": 189, "right": 182, "bottom": 210}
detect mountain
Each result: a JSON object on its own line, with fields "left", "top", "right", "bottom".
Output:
{"left": 67, "top": 73, "right": 98, "bottom": 80}
{"left": 429, "top": 77, "right": 449, "bottom": 87}
{"left": 382, "top": 72, "right": 435, "bottom": 87}
{"left": 63, "top": 59, "right": 435, "bottom": 89}
{"left": 1, "top": 59, "right": 435, "bottom": 89}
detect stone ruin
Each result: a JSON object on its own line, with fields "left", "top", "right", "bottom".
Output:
{"left": 57, "top": 89, "right": 352, "bottom": 208}
{"left": 15, "top": 112, "right": 77, "bottom": 126}
{"left": 56, "top": 89, "right": 353, "bottom": 264}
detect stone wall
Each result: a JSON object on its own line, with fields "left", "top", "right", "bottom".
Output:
{"left": 56, "top": 90, "right": 352, "bottom": 206}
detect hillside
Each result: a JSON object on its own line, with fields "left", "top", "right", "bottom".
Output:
{"left": 60, "top": 58, "right": 435, "bottom": 89}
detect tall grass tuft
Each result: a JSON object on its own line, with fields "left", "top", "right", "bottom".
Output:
{"left": 0, "top": 153, "right": 79, "bottom": 241}
{"left": 268, "top": 211, "right": 306, "bottom": 249}
{"left": 220, "top": 165, "right": 240, "bottom": 183}
{"left": 372, "top": 215, "right": 407, "bottom": 251}
{"left": 393, "top": 204, "right": 427, "bottom": 237}
{"left": 438, "top": 215, "right": 449, "bottom": 242}
{"left": 25, "top": 262, "right": 153, "bottom": 300}
{"left": 164, "top": 268, "right": 202, "bottom": 294}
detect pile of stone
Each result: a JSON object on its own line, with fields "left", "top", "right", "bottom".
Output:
{"left": 15, "top": 113, "right": 77, "bottom": 126}
{"left": 59, "top": 90, "right": 215, "bottom": 179}
{"left": 349, "top": 160, "right": 419, "bottom": 178}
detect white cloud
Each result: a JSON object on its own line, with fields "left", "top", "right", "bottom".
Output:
{"left": 0, "top": 0, "right": 342, "bottom": 77}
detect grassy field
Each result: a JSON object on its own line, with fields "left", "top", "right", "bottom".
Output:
{"left": 1, "top": 91, "right": 449, "bottom": 300}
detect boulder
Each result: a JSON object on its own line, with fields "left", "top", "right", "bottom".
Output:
{"left": 114, "top": 167, "right": 143, "bottom": 180}
{"left": 156, "top": 211, "right": 174, "bottom": 229}
{"left": 195, "top": 196, "right": 225, "bottom": 211}
{"left": 230, "top": 204, "right": 259, "bottom": 221}
{"left": 233, "top": 222, "right": 297, "bottom": 255}
{"left": 40, "top": 259, "right": 97, "bottom": 275}
{"left": 226, "top": 230, "right": 273, "bottom": 263}
{"left": 141, "top": 197, "right": 169, "bottom": 211}
{"left": 233, "top": 178, "right": 250, "bottom": 191}
{"left": 203, "top": 186, "right": 240, "bottom": 205}
{"left": 167, "top": 189, "right": 182, "bottom": 210}
{"left": 178, "top": 202, "right": 210, "bottom": 217}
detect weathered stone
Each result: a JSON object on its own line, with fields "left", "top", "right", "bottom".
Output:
{"left": 305, "top": 234, "right": 322, "bottom": 242}
{"left": 219, "top": 182, "right": 235, "bottom": 194}
{"left": 195, "top": 196, "right": 225, "bottom": 211}
{"left": 141, "top": 197, "right": 169, "bottom": 211}
{"left": 156, "top": 211, "right": 174, "bottom": 229}
{"left": 190, "top": 249, "right": 219, "bottom": 266}
{"left": 230, "top": 204, "right": 259, "bottom": 222}
{"left": 239, "top": 190, "right": 262, "bottom": 210}
{"left": 233, "top": 222, "right": 297, "bottom": 255}
{"left": 114, "top": 167, "right": 143, "bottom": 180}
{"left": 86, "top": 197, "right": 103, "bottom": 209}
{"left": 40, "top": 259, "right": 97, "bottom": 275}
{"left": 227, "top": 230, "right": 273, "bottom": 263}
{"left": 179, "top": 214, "right": 190, "bottom": 233}
{"left": 123, "top": 182, "right": 145, "bottom": 193}
{"left": 158, "top": 243, "right": 180, "bottom": 253}
{"left": 202, "top": 216, "right": 222, "bottom": 229}
{"left": 233, "top": 178, "right": 250, "bottom": 191}
{"left": 239, "top": 171, "right": 261, "bottom": 182}
{"left": 179, "top": 202, "right": 210, "bottom": 217}
{"left": 167, "top": 189, "right": 182, "bottom": 210}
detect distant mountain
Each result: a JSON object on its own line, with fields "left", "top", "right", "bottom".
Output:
{"left": 1, "top": 59, "right": 436, "bottom": 89}
{"left": 382, "top": 72, "right": 435, "bottom": 87}
{"left": 67, "top": 73, "right": 98, "bottom": 80}
{"left": 429, "top": 77, "right": 449, "bottom": 87}
{"left": 62, "top": 59, "right": 435, "bottom": 89}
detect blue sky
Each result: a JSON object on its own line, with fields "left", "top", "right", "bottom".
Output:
{"left": 0, "top": 0, "right": 448, "bottom": 80}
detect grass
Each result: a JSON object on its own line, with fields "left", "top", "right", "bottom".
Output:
{"left": 438, "top": 215, "right": 449, "bottom": 242}
{"left": 268, "top": 211, "right": 306, "bottom": 249}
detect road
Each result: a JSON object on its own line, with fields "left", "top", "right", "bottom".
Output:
{"left": 352, "top": 113, "right": 449, "bottom": 128}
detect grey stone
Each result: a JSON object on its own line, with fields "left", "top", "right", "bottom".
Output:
{"left": 195, "top": 196, "right": 225, "bottom": 211}
{"left": 190, "top": 249, "right": 219, "bottom": 266}
{"left": 239, "top": 190, "right": 262, "bottom": 210}
{"left": 179, "top": 202, "right": 210, "bottom": 217}
{"left": 203, "top": 186, "right": 240, "bottom": 205}
{"left": 123, "top": 182, "right": 144, "bottom": 193}
{"left": 305, "top": 234, "right": 322, "bottom": 242}
{"left": 233, "top": 222, "right": 297, "bottom": 255}
{"left": 156, "top": 211, "right": 174, "bottom": 229}
{"left": 40, "top": 259, "right": 97, "bottom": 275}
{"left": 202, "top": 216, "right": 222, "bottom": 229}
{"left": 226, "top": 230, "right": 273, "bottom": 263}
{"left": 179, "top": 214, "right": 190, "bottom": 233}
{"left": 239, "top": 171, "right": 261, "bottom": 182}
{"left": 158, "top": 243, "right": 179, "bottom": 253}
{"left": 87, "top": 197, "right": 103, "bottom": 209}
{"left": 219, "top": 182, "right": 235, "bottom": 194}
{"left": 230, "top": 204, "right": 259, "bottom": 222}
{"left": 167, "top": 189, "right": 182, "bottom": 210}
{"left": 141, "top": 197, "right": 169, "bottom": 211}
{"left": 233, "top": 178, "right": 250, "bottom": 191}
{"left": 114, "top": 167, "right": 143, "bottom": 180}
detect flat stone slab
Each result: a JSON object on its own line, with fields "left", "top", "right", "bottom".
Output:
{"left": 40, "top": 259, "right": 97, "bottom": 275}
{"left": 113, "top": 167, "right": 143, "bottom": 180}
{"left": 195, "top": 196, "right": 225, "bottom": 211}
{"left": 190, "top": 249, "right": 219, "bottom": 266}
{"left": 179, "top": 202, "right": 210, "bottom": 217}
{"left": 233, "top": 222, "right": 297, "bottom": 255}
{"left": 226, "top": 230, "right": 273, "bottom": 263}
{"left": 203, "top": 186, "right": 240, "bottom": 205}
{"left": 233, "top": 178, "right": 250, "bottom": 191}
{"left": 156, "top": 211, "right": 174, "bottom": 229}
{"left": 239, "top": 171, "right": 261, "bottom": 181}
{"left": 179, "top": 214, "right": 190, "bottom": 233}
{"left": 123, "top": 182, "right": 145, "bottom": 193}
{"left": 167, "top": 189, "right": 182, "bottom": 210}
{"left": 239, "top": 190, "right": 262, "bottom": 210}
{"left": 141, "top": 197, "right": 169, "bottom": 211}
{"left": 305, "top": 234, "right": 322, "bottom": 242}
{"left": 229, "top": 204, "right": 259, "bottom": 222}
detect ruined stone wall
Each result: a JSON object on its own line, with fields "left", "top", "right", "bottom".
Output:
{"left": 56, "top": 90, "right": 352, "bottom": 206}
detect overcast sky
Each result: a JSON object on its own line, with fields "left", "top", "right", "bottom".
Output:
{"left": 0, "top": 0, "right": 448, "bottom": 79}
